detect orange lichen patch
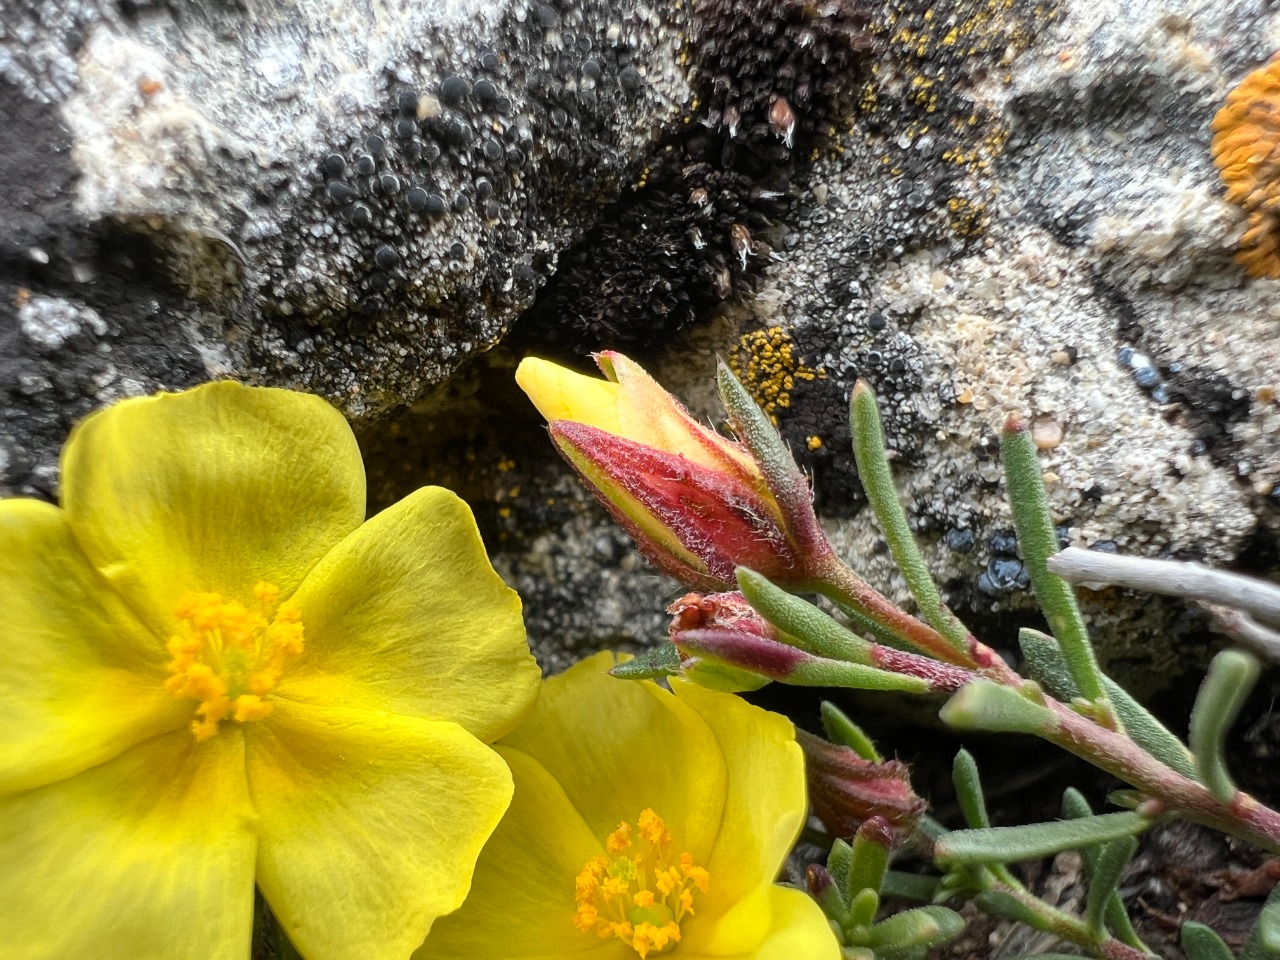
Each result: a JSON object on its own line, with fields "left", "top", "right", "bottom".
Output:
{"left": 1211, "top": 58, "right": 1280, "bottom": 278}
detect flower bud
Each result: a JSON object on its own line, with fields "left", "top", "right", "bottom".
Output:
{"left": 518, "top": 352, "right": 813, "bottom": 591}
{"left": 667, "top": 592, "right": 784, "bottom": 692}
{"left": 797, "top": 729, "right": 926, "bottom": 841}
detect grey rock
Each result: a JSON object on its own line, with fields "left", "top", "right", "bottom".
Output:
{"left": 0, "top": 0, "right": 692, "bottom": 495}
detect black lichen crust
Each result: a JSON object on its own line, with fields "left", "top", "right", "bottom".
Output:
{"left": 247, "top": 0, "right": 683, "bottom": 412}
{"left": 851, "top": 0, "right": 1062, "bottom": 249}
{"left": 510, "top": 0, "right": 876, "bottom": 357}
{"left": 689, "top": 0, "right": 875, "bottom": 140}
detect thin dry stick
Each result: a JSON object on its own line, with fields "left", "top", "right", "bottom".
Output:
{"left": 1047, "top": 548, "right": 1280, "bottom": 629}
{"left": 1200, "top": 603, "right": 1280, "bottom": 663}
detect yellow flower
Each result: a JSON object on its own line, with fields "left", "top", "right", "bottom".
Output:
{"left": 416, "top": 652, "right": 840, "bottom": 960}
{"left": 0, "top": 382, "right": 541, "bottom": 960}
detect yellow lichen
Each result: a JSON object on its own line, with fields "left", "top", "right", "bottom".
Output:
{"left": 1211, "top": 57, "right": 1280, "bottom": 278}
{"left": 729, "top": 327, "right": 825, "bottom": 425}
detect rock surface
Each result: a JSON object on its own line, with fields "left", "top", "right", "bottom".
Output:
{"left": 1, "top": 0, "right": 691, "bottom": 495}
{"left": 4, "top": 0, "right": 1280, "bottom": 686}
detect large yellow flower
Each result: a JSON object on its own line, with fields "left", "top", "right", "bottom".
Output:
{"left": 0, "top": 382, "right": 541, "bottom": 960}
{"left": 416, "top": 652, "right": 840, "bottom": 960}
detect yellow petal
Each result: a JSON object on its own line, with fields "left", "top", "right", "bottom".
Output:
{"left": 670, "top": 678, "right": 808, "bottom": 956}
{"left": 517, "top": 354, "right": 759, "bottom": 479}
{"left": 61, "top": 381, "right": 365, "bottom": 635}
{"left": 672, "top": 888, "right": 840, "bottom": 960}
{"left": 247, "top": 699, "right": 514, "bottom": 960}
{"left": 597, "top": 352, "right": 760, "bottom": 479}
{"left": 0, "top": 728, "right": 256, "bottom": 960}
{"left": 748, "top": 887, "right": 842, "bottom": 960}
{"left": 516, "top": 356, "right": 625, "bottom": 434}
{"left": 498, "top": 652, "right": 728, "bottom": 862}
{"left": 0, "top": 498, "right": 187, "bottom": 793}
{"left": 416, "top": 745, "right": 617, "bottom": 960}
{"left": 274, "top": 486, "right": 539, "bottom": 741}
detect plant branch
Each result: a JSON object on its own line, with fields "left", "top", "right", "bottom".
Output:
{"left": 1047, "top": 548, "right": 1280, "bottom": 630}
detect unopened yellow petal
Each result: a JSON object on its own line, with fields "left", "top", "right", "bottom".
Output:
{"left": 0, "top": 728, "right": 256, "bottom": 960}
{"left": 247, "top": 700, "right": 513, "bottom": 960}
{"left": 516, "top": 356, "right": 624, "bottom": 433}
{"left": 500, "top": 652, "right": 728, "bottom": 862}
{"left": 0, "top": 499, "right": 187, "bottom": 793}
{"left": 61, "top": 382, "right": 365, "bottom": 636}
{"left": 275, "top": 486, "right": 539, "bottom": 741}
{"left": 670, "top": 678, "right": 808, "bottom": 955}
{"left": 416, "top": 746, "right": 613, "bottom": 960}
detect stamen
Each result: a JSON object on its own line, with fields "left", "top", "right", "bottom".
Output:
{"left": 163, "top": 581, "right": 304, "bottom": 740}
{"left": 573, "top": 809, "right": 709, "bottom": 958}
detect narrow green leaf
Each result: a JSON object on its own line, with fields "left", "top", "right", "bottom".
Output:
{"left": 934, "top": 812, "right": 1152, "bottom": 866}
{"left": 821, "top": 701, "right": 882, "bottom": 762}
{"left": 850, "top": 381, "right": 970, "bottom": 655}
{"left": 1191, "top": 649, "right": 1262, "bottom": 803}
{"left": 865, "top": 906, "right": 966, "bottom": 952}
{"left": 847, "top": 826, "right": 891, "bottom": 900}
{"left": 793, "top": 658, "right": 934, "bottom": 694}
{"left": 940, "top": 680, "right": 1055, "bottom": 736}
{"left": 1182, "top": 921, "right": 1236, "bottom": 960}
{"left": 737, "top": 568, "right": 872, "bottom": 663}
{"left": 609, "top": 643, "right": 681, "bottom": 680}
{"left": 952, "top": 750, "right": 991, "bottom": 829}
{"left": 881, "top": 870, "right": 943, "bottom": 902}
{"left": 716, "top": 361, "right": 815, "bottom": 537}
{"left": 1021, "top": 629, "right": 1197, "bottom": 780}
{"left": 1243, "top": 895, "right": 1280, "bottom": 960}
{"left": 828, "top": 838, "right": 853, "bottom": 894}
{"left": 1086, "top": 835, "right": 1138, "bottom": 937}
{"left": 973, "top": 890, "right": 1043, "bottom": 926}
{"left": 1001, "top": 419, "right": 1106, "bottom": 703}
{"left": 847, "top": 888, "right": 880, "bottom": 929}
{"left": 1062, "top": 789, "right": 1151, "bottom": 953}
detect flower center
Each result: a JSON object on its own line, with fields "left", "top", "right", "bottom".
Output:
{"left": 163, "top": 581, "right": 305, "bottom": 741}
{"left": 573, "top": 809, "right": 710, "bottom": 959}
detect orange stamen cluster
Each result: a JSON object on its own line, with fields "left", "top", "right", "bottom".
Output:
{"left": 574, "top": 809, "right": 710, "bottom": 958}
{"left": 1211, "top": 57, "right": 1280, "bottom": 278}
{"left": 164, "top": 581, "right": 304, "bottom": 740}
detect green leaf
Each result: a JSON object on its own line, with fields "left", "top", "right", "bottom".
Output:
{"left": 1001, "top": 419, "right": 1106, "bottom": 703}
{"left": 940, "top": 680, "right": 1055, "bottom": 736}
{"left": 1243, "top": 893, "right": 1280, "bottom": 960}
{"left": 828, "top": 838, "right": 854, "bottom": 895}
{"left": 1020, "top": 629, "right": 1197, "bottom": 780}
{"left": 1182, "top": 921, "right": 1236, "bottom": 960}
{"left": 1061, "top": 789, "right": 1150, "bottom": 952}
{"left": 847, "top": 823, "right": 892, "bottom": 901}
{"left": 881, "top": 870, "right": 943, "bottom": 902}
{"left": 1191, "top": 648, "right": 1262, "bottom": 803}
{"left": 850, "top": 381, "right": 970, "bottom": 656}
{"left": 865, "top": 906, "right": 967, "bottom": 953}
{"left": 736, "top": 568, "right": 872, "bottom": 663}
{"left": 847, "top": 887, "right": 880, "bottom": 929}
{"left": 934, "top": 811, "right": 1152, "bottom": 866}
{"left": 716, "top": 361, "right": 817, "bottom": 541}
{"left": 821, "top": 701, "right": 882, "bottom": 762}
{"left": 609, "top": 643, "right": 681, "bottom": 680}
{"left": 972, "top": 890, "right": 1042, "bottom": 925}
{"left": 1085, "top": 835, "right": 1138, "bottom": 937}
{"left": 953, "top": 749, "right": 991, "bottom": 829}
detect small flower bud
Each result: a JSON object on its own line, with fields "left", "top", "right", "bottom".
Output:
{"left": 797, "top": 729, "right": 926, "bottom": 840}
